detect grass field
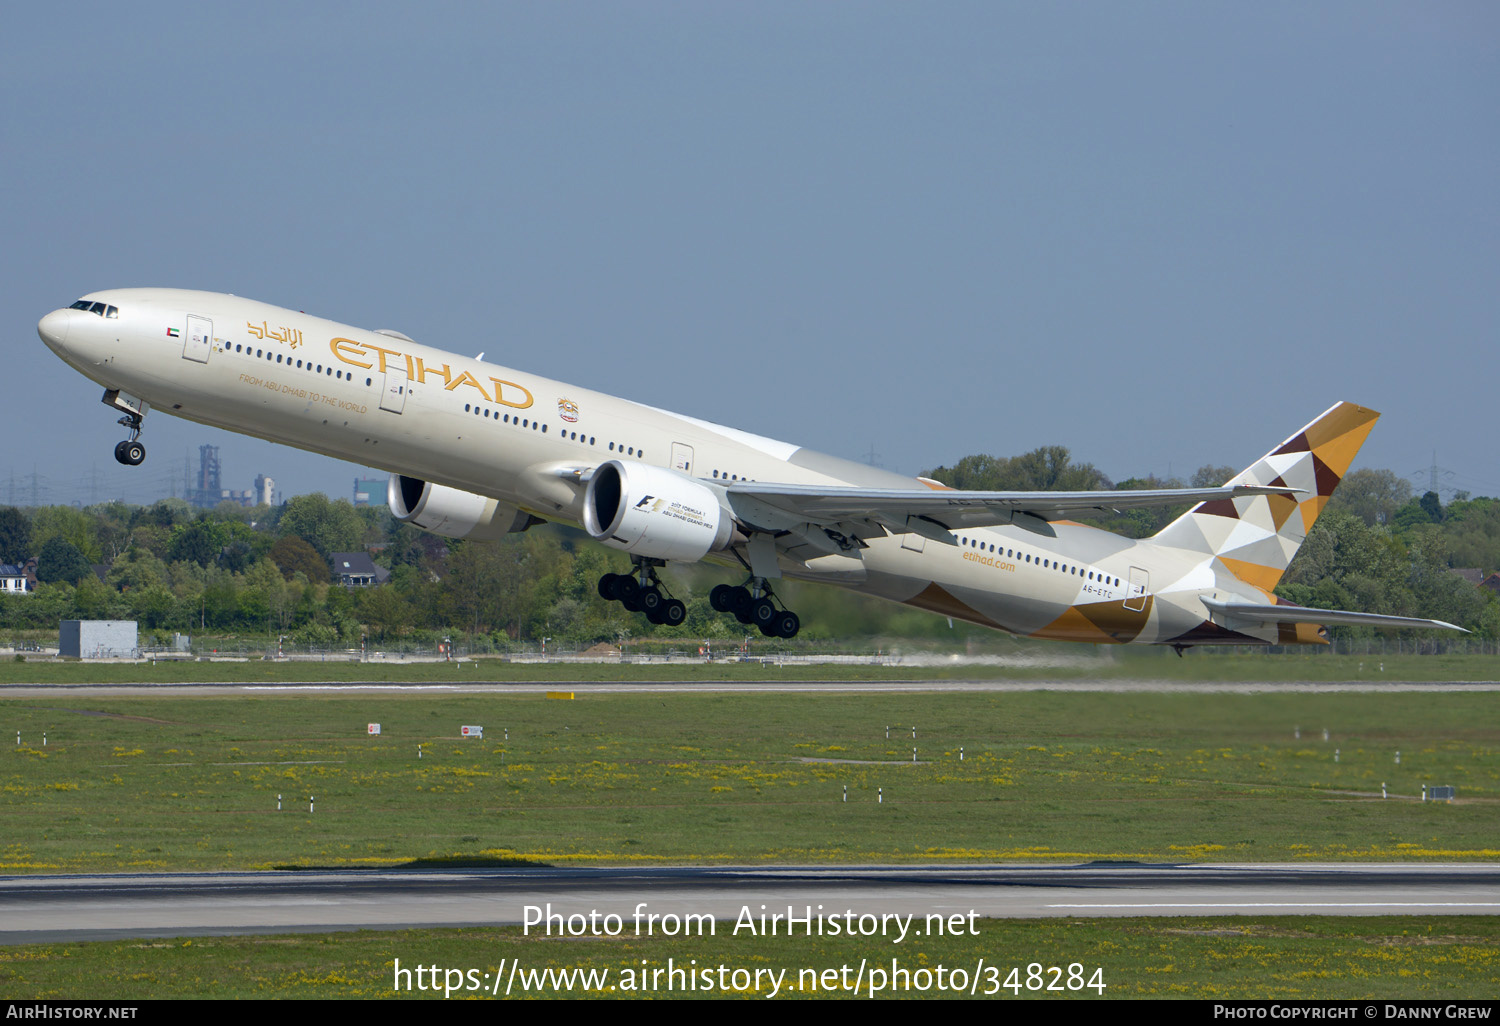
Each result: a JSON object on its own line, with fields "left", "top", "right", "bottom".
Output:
{"left": 0, "top": 647, "right": 1498, "bottom": 684}
{"left": 6, "top": 917, "right": 1498, "bottom": 999}
{"left": 2, "top": 689, "right": 1497, "bottom": 871}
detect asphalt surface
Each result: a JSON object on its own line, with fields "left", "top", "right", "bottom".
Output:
{"left": 5, "top": 862, "right": 1500, "bottom": 943}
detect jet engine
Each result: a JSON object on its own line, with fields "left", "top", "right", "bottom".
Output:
{"left": 388, "top": 475, "right": 540, "bottom": 540}
{"left": 582, "top": 460, "right": 738, "bottom": 562}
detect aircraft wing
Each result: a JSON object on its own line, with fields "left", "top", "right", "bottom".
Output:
{"left": 1202, "top": 597, "right": 1467, "bottom": 633}
{"left": 721, "top": 481, "right": 1299, "bottom": 535}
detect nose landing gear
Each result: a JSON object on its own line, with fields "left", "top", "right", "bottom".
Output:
{"left": 104, "top": 389, "right": 148, "bottom": 466}
{"left": 114, "top": 436, "right": 146, "bottom": 467}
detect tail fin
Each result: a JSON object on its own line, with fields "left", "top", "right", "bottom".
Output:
{"left": 1153, "top": 402, "right": 1379, "bottom": 595}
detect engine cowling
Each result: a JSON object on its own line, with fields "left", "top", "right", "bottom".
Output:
{"left": 582, "top": 460, "right": 737, "bottom": 562}
{"left": 388, "top": 475, "right": 540, "bottom": 540}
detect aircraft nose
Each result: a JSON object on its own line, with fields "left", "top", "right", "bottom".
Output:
{"left": 37, "top": 308, "right": 71, "bottom": 351}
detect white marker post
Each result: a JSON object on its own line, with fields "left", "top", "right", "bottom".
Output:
{"left": 842, "top": 785, "right": 847, "bottom": 803}
{"left": 277, "top": 794, "right": 282, "bottom": 811}
{"left": 878, "top": 787, "right": 883, "bottom": 804}
{"left": 310, "top": 795, "right": 315, "bottom": 813}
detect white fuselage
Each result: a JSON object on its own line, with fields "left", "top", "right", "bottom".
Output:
{"left": 39, "top": 288, "right": 1263, "bottom": 645}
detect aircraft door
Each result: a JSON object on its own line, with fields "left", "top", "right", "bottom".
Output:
{"left": 671, "top": 442, "right": 694, "bottom": 475}
{"left": 183, "top": 316, "right": 212, "bottom": 364}
{"left": 380, "top": 363, "right": 408, "bottom": 414}
{"left": 1124, "top": 566, "right": 1149, "bottom": 612}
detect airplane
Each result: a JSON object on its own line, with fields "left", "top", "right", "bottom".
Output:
{"left": 37, "top": 288, "right": 1463, "bottom": 649}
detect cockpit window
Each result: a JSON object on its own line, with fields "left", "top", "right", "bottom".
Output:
{"left": 68, "top": 300, "right": 118, "bottom": 318}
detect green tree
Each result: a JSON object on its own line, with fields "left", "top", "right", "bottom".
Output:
{"left": 270, "top": 536, "right": 331, "bottom": 582}
{"left": 1328, "top": 468, "right": 1413, "bottom": 527}
{"left": 0, "top": 507, "right": 31, "bottom": 564}
{"left": 167, "top": 519, "right": 228, "bottom": 568}
{"left": 36, "top": 536, "right": 94, "bottom": 585}
{"left": 927, "top": 446, "right": 1109, "bottom": 492}
{"left": 277, "top": 494, "right": 365, "bottom": 557}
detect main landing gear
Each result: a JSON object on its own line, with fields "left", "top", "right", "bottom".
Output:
{"left": 598, "top": 559, "right": 688, "bottom": 627}
{"left": 710, "top": 578, "right": 801, "bottom": 639}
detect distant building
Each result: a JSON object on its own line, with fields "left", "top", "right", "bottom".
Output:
{"left": 60, "top": 620, "right": 138, "bottom": 658}
{"left": 0, "top": 563, "right": 32, "bottom": 595}
{"left": 188, "top": 444, "right": 223, "bottom": 509}
{"left": 331, "top": 552, "right": 390, "bottom": 587}
{"left": 353, "top": 477, "right": 385, "bottom": 507}
{"left": 255, "top": 474, "right": 275, "bottom": 506}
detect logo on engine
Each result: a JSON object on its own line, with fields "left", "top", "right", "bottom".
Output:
{"left": 558, "top": 398, "right": 579, "bottom": 423}
{"left": 634, "top": 495, "right": 665, "bottom": 513}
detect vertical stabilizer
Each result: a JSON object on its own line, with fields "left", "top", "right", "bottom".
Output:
{"left": 1152, "top": 402, "right": 1379, "bottom": 595}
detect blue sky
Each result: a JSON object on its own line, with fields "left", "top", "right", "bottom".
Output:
{"left": 5, "top": 3, "right": 1496, "bottom": 506}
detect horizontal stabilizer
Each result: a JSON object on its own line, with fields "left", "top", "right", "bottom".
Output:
{"left": 1202, "top": 597, "right": 1467, "bottom": 633}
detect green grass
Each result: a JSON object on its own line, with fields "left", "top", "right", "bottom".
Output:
{"left": 5, "top": 917, "right": 1497, "bottom": 999}
{"left": 2, "top": 690, "right": 1497, "bottom": 872}
{"left": 0, "top": 647, "right": 1496, "bottom": 684}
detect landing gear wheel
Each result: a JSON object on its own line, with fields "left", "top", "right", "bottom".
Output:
{"left": 660, "top": 599, "right": 687, "bottom": 627}
{"left": 616, "top": 576, "right": 641, "bottom": 605}
{"left": 774, "top": 610, "right": 800, "bottom": 639}
{"left": 710, "top": 584, "right": 736, "bottom": 613}
{"left": 758, "top": 622, "right": 778, "bottom": 637}
{"left": 639, "top": 586, "right": 663, "bottom": 616}
{"left": 598, "top": 573, "right": 622, "bottom": 601}
{"left": 114, "top": 440, "right": 145, "bottom": 466}
{"left": 751, "top": 597, "right": 777, "bottom": 628}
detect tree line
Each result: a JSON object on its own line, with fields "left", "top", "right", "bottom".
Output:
{"left": 0, "top": 447, "right": 1494, "bottom": 646}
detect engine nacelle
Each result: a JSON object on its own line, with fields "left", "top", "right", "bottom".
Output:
{"left": 388, "top": 475, "right": 540, "bottom": 540}
{"left": 582, "top": 460, "right": 736, "bottom": 562}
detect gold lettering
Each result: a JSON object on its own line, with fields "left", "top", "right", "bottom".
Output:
{"left": 444, "top": 370, "right": 492, "bottom": 402}
{"left": 330, "top": 337, "right": 372, "bottom": 369}
{"left": 490, "top": 377, "right": 534, "bottom": 409}
{"left": 363, "top": 343, "right": 403, "bottom": 373}
{"left": 414, "top": 357, "right": 452, "bottom": 386}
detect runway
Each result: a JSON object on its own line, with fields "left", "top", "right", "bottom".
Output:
{"left": 4, "top": 862, "right": 1500, "bottom": 943}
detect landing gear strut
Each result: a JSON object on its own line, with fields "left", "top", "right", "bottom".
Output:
{"left": 104, "top": 390, "right": 147, "bottom": 466}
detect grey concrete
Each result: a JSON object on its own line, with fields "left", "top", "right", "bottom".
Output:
{"left": 5, "top": 863, "right": 1500, "bottom": 943}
